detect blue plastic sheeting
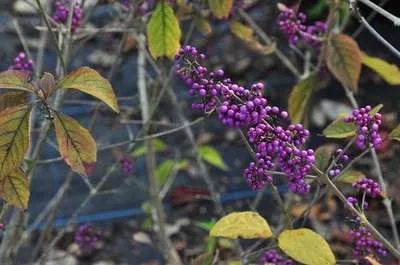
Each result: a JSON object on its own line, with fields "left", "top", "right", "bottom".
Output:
{"left": 30, "top": 185, "right": 288, "bottom": 230}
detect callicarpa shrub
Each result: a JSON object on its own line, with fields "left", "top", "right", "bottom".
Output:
{"left": 2, "top": 0, "right": 400, "bottom": 264}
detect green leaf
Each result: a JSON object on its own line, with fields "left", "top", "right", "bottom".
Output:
{"left": 0, "top": 168, "right": 30, "bottom": 209}
{"left": 0, "top": 105, "right": 31, "bottom": 176}
{"left": 314, "top": 145, "right": 335, "bottom": 172}
{"left": 195, "top": 220, "right": 216, "bottom": 231}
{"left": 208, "top": 0, "right": 233, "bottom": 19}
{"left": 336, "top": 170, "right": 365, "bottom": 184}
{"left": 288, "top": 75, "right": 318, "bottom": 123}
{"left": 327, "top": 34, "right": 362, "bottom": 92}
{"left": 323, "top": 114, "right": 356, "bottom": 138}
{"left": 198, "top": 145, "right": 228, "bottom": 171}
{"left": 57, "top": 67, "right": 119, "bottom": 113}
{"left": 390, "top": 124, "right": 400, "bottom": 142}
{"left": 278, "top": 228, "right": 336, "bottom": 265}
{"left": 361, "top": 52, "right": 400, "bottom": 85}
{"left": 147, "top": 2, "right": 181, "bottom": 59}
{"left": 0, "top": 92, "right": 28, "bottom": 111}
{"left": 370, "top": 104, "right": 383, "bottom": 115}
{"left": 0, "top": 70, "right": 35, "bottom": 92}
{"left": 54, "top": 112, "right": 97, "bottom": 177}
{"left": 210, "top": 211, "right": 273, "bottom": 239}
{"left": 156, "top": 159, "right": 189, "bottom": 186}
{"left": 133, "top": 139, "right": 167, "bottom": 157}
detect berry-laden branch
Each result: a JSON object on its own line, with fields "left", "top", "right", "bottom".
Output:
{"left": 174, "top": 45, "right": 400, "bottom": 261}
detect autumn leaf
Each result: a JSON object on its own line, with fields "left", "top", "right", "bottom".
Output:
{"left": 327, "top": 34, "right": 361, "bottom": 92}
{"left": 53, "top": 111, "right": 97, "bottom": 177}
{"left": 147, "top": 1, "right": 181, "bottom": 59}
{"left": 0, "top": 168, "right": 30, "bottom": 209}
{"left": 208, "top": 0, "right": 233, "bottom": 19}
{"left": 390, "top": 124, "right": 400, "bottom": 142}
{"left": 210, "top": 211, "right": 273, "bottom": 239}
{"left": 195, "top": 17, "right": 212, "bottom": 36}
{"left": 0, "top": 70, "right": 35, "bottom": 92}
{"left": 0, "top": 92, "right": 28, "bottom": 111}
{"left": 288, "top": 75, "right": 318, "bottom": 123}
{"left": 0, "top": 105, "right": 31, "bottom": 176}
{"left": 278, "top": 228, "right": 336, "bottom": 265}
{"left": 56, "top": 67, "right": 119, "bottom": 113}
{"left": 314, "top": 145, "right": 335, "bottom": 172}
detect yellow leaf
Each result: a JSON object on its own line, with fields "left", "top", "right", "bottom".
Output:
{"left": 0, "top": 70, "right": 35, "bottom": 92}
{"left": 0, "top": 92, "right": 28, "bottom": 111}
{"left": 147, "top": 2, "right": 181, "bottom": 59}
{"left": 361, "top": 52, "right": 400, "bottom": 85}
{"left": 210, "top": 211, "right": 273, "bottom": 239}
{"left": 195, "top": 17, "right": 213, "bottom": 36}
{"left": 278, "top": 228, "right": 336, "bottom": 265}
{"left": 57, "top": 67, "right": 119, "bottom": 113}
{"left": 0, "top": 168, "right": 30, "bottom": 209}
{"left": 327, "top": 34, "right": 361, "bottom": 92}
{"left": 288, "top": 75, "right": 318, "bottom": 123}
{"left": 54, "top": 112, "right": 97, "bottom": 177}
{"left": 364, "top": 255, "right": 381, "bottom": 265}
{"left": 208, "top": 0, "right": 233, "bottom": 19}
{"left": 0, "top": 105, "right": 31, "bottom": 176}
{"left": 229, "top": 20, "right": 276, "bottom": 55}
{"left": 390, "top": 124, "right": 400, "bottom": 142}
{"left": 229, "top": 20, "right": 254, "bottom": 42}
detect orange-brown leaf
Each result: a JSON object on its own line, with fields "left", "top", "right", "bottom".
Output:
{"left": 327, "top": 34, "right": 361, "bottom": 92}
{"left": 54, "top": 112, "right": 97, "bottom": 177}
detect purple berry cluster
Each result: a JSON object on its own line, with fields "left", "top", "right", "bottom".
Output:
{"left": 344, "top": 106, "right": 383, "bottom": 150}
{"left": 351, "top": 225, "right": 387, "bottom": 259}
{"left": 9, "top": 52, "right": 33, "bottom": 73}
{"left": 53, "top": 0, "right": 83, "bottom": 33}
{"left": 353, "top": 178, "right": 381, "bottom": 198}
{"left": 120, "top": 157, "right": 134, "bottom": 174}
{"left": 328, "top": 149, "right": 349, "bottom": 177}
{"left": 175, "top": 46, "right": 315, "bottom": 193}
{"left": 74, "top": 224, "right": 100, "bottom": 253}
{"left": 259, "top": 250, "right": 294, "bottom": 265}
{"left": 277, "top": 4, "right": 327, "bottom": 47}
{"left": 346, "top": 196, "right": 368, "bottom": 210}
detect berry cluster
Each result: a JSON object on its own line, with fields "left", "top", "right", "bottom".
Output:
{"left": 353, "top": 178, "right": 381, "bottom": 198}
{"left": 53, "top": 0, "right": 82, "bottom": 33}
{"left": 9, "top": 52, "right": 33, "bottom": 73}
{"left": 351, "top": 225, "right": 387, "bottom": 259}
{"left": 120, "top": 157, "right": 134, "bottom": 174}
{"left": 346, "top": 196, "right": 368, "bottom": 210}
{"left": 175, "top": 46, "right": 315, "bottom": 193}
{"left": 74, "top": 224, "right": 100, "bottom": 253}
{"left": 344, "top": 106, "right": 382, "bottom": 150}
{"left": 328, "top": 149, "right": 349, "bottom": 178}
{"left": 259, "top": 250, "right": 294, "bottom": 265}
{"left": 277, "top": 4, "right": 327, "bottom": 47}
